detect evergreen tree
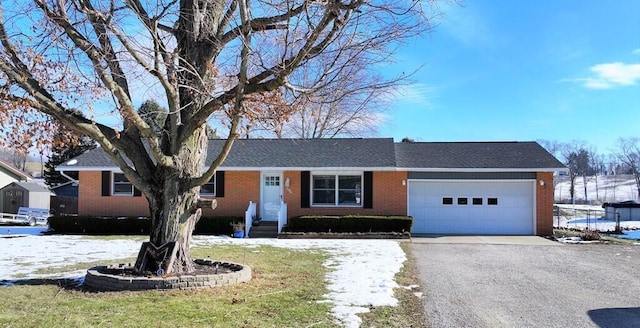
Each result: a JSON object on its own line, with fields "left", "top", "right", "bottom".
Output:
{"left": 44, "top": 127, "right": 96, "bottom": 187}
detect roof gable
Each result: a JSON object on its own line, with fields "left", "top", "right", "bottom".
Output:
{"left": 0, "top": 159, "right": 32, "bottom": 181}
{"left": 1, "top": 181, "right": 50, "bottom": 192}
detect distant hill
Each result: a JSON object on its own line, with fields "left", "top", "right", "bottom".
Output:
{"left": 555, "top": 174, "right": 638, "bottom": 204}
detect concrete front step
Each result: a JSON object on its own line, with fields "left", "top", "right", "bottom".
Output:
{"left": 248, "top": 222, "right": 279, "bottom": 238}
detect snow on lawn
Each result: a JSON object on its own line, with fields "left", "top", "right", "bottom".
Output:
{"left": 554, "top": 204, "right": 640, "bottom": 240}
{"left": 555, "top": 175, "right": 638, "bottom": 203}
{"left": 0, "top": 231, "right": 406, "bottom": 328}
{"left": 0, "top": 233, "right": 141, "bottom": 281}
{"left": 193, "top": 237, "right": 406, "bottom": 328}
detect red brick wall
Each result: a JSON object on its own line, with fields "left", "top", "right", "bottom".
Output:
{"left": 79, "top": 169, "right": 552, "bottom": 236}
{"left": 79, "top": 170, "right": 408, "bottom": 218}
{"left": 78, "top": 171, "right": 150, "bottom": 216}
{"left": 284, "top": 171, "right": 407, "bottom": 217}
{"left": 536, "top": 172, "right": 554, "bottom": 236}
{"left": 78, "top": 171, "right": 260, "bottom": 217}
{"left": 202, "top": 171, "right": 260, "bottom": 217}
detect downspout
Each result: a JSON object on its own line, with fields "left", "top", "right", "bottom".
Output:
{"left": 60, "top": 171, "right": 79, "bottom": 185}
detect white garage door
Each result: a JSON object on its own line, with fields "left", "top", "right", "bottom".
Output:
{"left": 408, "top": 180, "right": 535, "bottom": 235}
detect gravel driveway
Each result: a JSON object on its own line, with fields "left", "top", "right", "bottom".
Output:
{"left": 411, "top": 241, "right": 640, "bottom": 328}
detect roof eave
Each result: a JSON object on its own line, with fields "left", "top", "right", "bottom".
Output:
{"left": 398, "top": 167, "right": 569, "bottom": 173}
{"left": 57, "top": 166, "right": 400, "bottom": 172}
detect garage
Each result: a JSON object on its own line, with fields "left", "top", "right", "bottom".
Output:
{"left": 408, "top": 180, "right": 535, "bottom": 235}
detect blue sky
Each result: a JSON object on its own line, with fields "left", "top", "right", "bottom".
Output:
{"left": 380, "top": 0, "right": 640, "bottom": 153}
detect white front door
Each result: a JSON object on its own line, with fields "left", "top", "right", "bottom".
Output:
{"left": 261, "top": 173, "right": 283, "bottom": 221}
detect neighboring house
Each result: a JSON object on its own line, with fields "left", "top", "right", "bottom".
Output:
{"left": 0, "top": 181, "right": 51, "bottom": 214}
{"left": 56, "top": 139, "right": 566, "bottom": 236}
{"left": 0, "top": 159, "right": 32, "bottom": 189}
{"left": 51, "top": 181, "right": 79, "bottom": 215}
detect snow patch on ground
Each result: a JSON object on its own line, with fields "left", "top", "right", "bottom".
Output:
{"left": 554, "top": 204, "right": 640, "bottom": 240}
{"left": 1, "top": 233, "right": 406, "bottom": 328}
{"left": 193, "top": 237, "right": 406, "bottom": 328}
{"left": 555, "top": 175, "right": 638, "bottom": 203}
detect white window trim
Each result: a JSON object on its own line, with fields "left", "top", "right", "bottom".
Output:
{"left": 112, "top": 172, "right": 134, "bottom": 196}
{"left": 311, "top": 172, "right": 363, "bottom": 207}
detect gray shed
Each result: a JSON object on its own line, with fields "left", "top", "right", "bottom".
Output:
{"left": 0, "top": 182, "right": 51, "bottom": 214}
{"left": 603, "top": 200, "right": 640, "bottom": 221}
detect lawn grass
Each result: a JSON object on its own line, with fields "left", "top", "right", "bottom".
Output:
{"left": 360, "top": 242, "right": 427, "bottom": 327}
{"left": 0, "top": 239, "right": 425, "bottom": 328}
{"left": 0, "top": 244, "right": 338, "bottom": 328}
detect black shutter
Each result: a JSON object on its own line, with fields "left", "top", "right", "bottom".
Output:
{"left": 133, "top": 187, "right": 142, "bottom": 197}
{"left": 301, "top": 171, "right": 310, "bottom": 208}
{"left": 363, "top": 171, "right": 373, "bottom": 209}
{"left": 215, "top": 171, "right": 225, "bottom": 197}
{"left": 101, "top": 171, "right": 111, "bottom": 196}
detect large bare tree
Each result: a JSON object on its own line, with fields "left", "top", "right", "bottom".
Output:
{"left": 234, "top": 55, "right": 399, "bottom": 138}
{"left": 0, "top": 1, "right": 437, "bottom": 274}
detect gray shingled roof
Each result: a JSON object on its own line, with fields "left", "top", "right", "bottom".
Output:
{"left": 1, "top": 181, "right": 50, "bottom": 192}
{"left": 394, "top": 141, "right": 565, "bottom": 169}
{"left": 207, "top": 138, "right": 396, "bottom": 168}
{"left": 58, "top": 139, "right": 565, "bottom": 171}
{"left": 61, "top": 138, "right": 397, "bottom": 169}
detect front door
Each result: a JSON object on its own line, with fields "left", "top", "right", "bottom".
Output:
{"left": 261, "top": 173, "right": 283, "bottom": 221}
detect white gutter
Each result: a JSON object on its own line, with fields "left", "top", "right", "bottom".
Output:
{"left": 59, "top": 170, "right": 79, "bottom": 185}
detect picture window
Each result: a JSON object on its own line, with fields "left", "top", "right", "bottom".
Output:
{"left": 457, "top": 197, "right": 468, "bottom": 205}
{"left": 472, "top": 198, "right": 483, "bottom": 205}
{"left": 312, "top": 174, "right": 362, "bottom": 206}
{"left": 488, "top": 198, "right": 498, "bottom": 205}
{"left": 442, "top": 197, "right": 453, "bottom": 205}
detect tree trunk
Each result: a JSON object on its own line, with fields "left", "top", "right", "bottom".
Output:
{"left": 135, "top": 126, "right": 209, "bottom": 275}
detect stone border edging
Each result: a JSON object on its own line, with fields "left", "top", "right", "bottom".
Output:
{"left": 84, "top": 260, "right": 251, "bottom": 291}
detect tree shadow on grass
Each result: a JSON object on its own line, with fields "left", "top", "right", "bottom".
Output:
{"left": 588, "top": 307, "right": 640, "bottom": 328}
{"left": 1, "top": 277, "right": 84, "bottom": 290}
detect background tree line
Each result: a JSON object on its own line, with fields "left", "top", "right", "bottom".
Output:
{"left": 538, "top": 137, "right": 640, "bottom": 204}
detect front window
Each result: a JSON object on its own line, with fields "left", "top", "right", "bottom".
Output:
{"left": 200, "top": 176, "right": 216, "bottom": 195}
{"left": 112, "top": 173, "right": 133, "bottom": 195}
{"left": 312, "top": 174, "right": 361, "bottom": 206}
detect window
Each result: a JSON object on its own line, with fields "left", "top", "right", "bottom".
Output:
{"left": 473, "top": 198, "right": 483, "bottom": 205}
{"left": 442, "top": 197, "right": 453, "bottom": 205}
{"left": 312, "top": 174, "right": 361, "bottom": 206}
{"left": 264, "top": 176, "right": 280, "bottom": 186}
{"left": 112, "top": 173, "right": 133, "bottom": 195}
{"left": 457, "top": 197, "right": 468, "bottom": 205}
{"left": 200, "top": 176, "right": 216, "bottom": 195}
{"left": 488, "top": 198, "right": 498, "bottom": 205}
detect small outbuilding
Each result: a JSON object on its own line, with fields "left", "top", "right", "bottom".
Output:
{"left": 0, "top": 181, "right": 51, "bottom": 214}
{"left": 603, "top": 200, "right": 640, "bottom": 221}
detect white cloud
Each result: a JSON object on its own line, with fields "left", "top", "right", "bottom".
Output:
{"left": 633, "top": 49, "right": 640, "bottom": 55}
{"left": 581, "top": 62, "right": 640, "bottom": 89}
{"left": 438, "top": 3, "right": 499, "bottom": 49}
{"left": 393, "top": 83, "right": 438, "bottom": 106}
